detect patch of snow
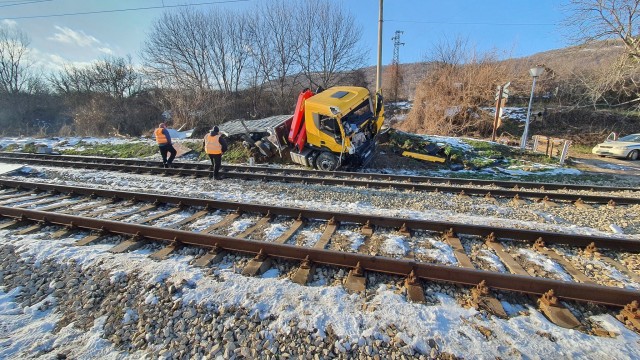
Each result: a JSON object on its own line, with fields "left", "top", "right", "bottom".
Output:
{"left": 382, "top": 234, "right": 409, "bottom": 256}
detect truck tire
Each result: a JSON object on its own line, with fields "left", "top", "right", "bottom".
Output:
{"left": 254, "top": 140, "right": 273, "bottom": 157}
{"left": 315, "top": 151, "right": 338, "bottom": 171}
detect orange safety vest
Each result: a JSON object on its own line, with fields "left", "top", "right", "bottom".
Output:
{"left": 204, "top": 134, "right": 222, "bottom": 154}
{"left": 155, "top": 128, "right": 168, "bottom": 145}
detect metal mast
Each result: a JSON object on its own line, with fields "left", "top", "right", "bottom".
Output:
{"left": 391, "top": 30, "right": 404, "bottom": 66}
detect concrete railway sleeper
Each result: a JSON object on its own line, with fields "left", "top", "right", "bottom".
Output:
{"left": 0, "top": 206, "right": 638, "bottom": 333}
{"left": 2, "top": 154, "right": 640, "bottom": 205}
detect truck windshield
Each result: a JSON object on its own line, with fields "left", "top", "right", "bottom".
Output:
{"left": 342, "top": 99, "right": 372, "bottom": 127}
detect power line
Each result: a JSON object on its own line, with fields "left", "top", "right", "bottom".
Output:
{"left": 387, "top": 19, "right": 556, "bottom": 27}
{"left": 1, "top": 0, "right": 249, "bottom": 20}
{"left": 0, "top": 0, "right": 51, "bottom": 7}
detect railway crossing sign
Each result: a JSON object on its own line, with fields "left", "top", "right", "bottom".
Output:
{"left": 495, "top": 82, "right": 510, "bottom": 101}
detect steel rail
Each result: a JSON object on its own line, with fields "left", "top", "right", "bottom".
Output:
{"left": 0, "top": 205, "right": 637, "bottom": 307}
{"left": 1, "top": 151, "right": 639, "bottom": 192}
{"left": 2, "top": 179, "right": 639, "bottom": 252}
{"left": 1, "top": 154, "right": 640, "bottom": 205}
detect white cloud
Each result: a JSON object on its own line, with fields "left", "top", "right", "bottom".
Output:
{"left": 48, "top": 26, "right": 100, "bottom": 47}
{"left": 97, "top": 47, "right": 114, "bottom": 55}
{"left": 1, "top": 19, "right": 18, "bottom": 28}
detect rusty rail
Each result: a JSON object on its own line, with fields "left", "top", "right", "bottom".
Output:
{"left": 1, "top": 153, "right": 639, "bottom": 205}
{"left": 0, "top": 205, "right": 637, "bottom": 307}
{"left": 1, "top": 179, "right": 639, "bottom": 252}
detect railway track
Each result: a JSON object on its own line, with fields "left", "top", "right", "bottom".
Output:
{"left": 0, "top": 179, "right": 638, "bottom": 332}
{"left": 1, "top": 152, "right": 640, "bottom": 205}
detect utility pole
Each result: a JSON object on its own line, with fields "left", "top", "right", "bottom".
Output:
{"left": 375, "top": 0, "right": 383, "bottom": 94}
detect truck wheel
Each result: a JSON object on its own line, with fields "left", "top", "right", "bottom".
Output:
{"left": 628, "top": 150, "right": 639, "bottom": 161}
{"left": 315, "top": 151, "right": 338, "bottom": 171}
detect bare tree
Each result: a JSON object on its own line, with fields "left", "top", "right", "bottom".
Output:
{"left": 246, "top": 0, "right": 301, "bottom": 110}
{"left": 426, "top": 36, "right": 470, "bottom": 66}
{"left": 0, "top": 25, "right": 40, "bottom": 94}
{"left": 49, "top": 66, "right": 96, "bottom": 94}
{"left": 142, "top": 8, "right": 212, "bottom": 90}
{"left": 92, "top": 56, "right": 139, "bottom": 98}
{"left": 565, "top": 0, "right": 640, "bottom": 60}
{"left": 564, "top": 1, "right": 640, "bottom": 106}
{"left": 295, "top": 0, "right": 367, "bottom": 90}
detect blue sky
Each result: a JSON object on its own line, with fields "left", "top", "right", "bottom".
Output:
{"left": 1, "top": 0, "right": 569, "bottom": 71}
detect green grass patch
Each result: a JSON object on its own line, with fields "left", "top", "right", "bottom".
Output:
{"left": 61, "top": 142, "right": 158, "bottom": 158}
{"left": 569, "top": 144, "right": 593, "bottom": 155}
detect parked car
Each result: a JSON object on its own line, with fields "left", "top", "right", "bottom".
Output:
{"left": 592, "top": 133, "right": 640, "bottom": 160}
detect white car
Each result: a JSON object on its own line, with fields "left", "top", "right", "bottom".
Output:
{"left": 592, "top": 133, "right": 640, "bottom": 160}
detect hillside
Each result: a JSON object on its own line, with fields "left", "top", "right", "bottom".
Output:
{"left": 362, "top": 40, "right": 624, "bottom": 101}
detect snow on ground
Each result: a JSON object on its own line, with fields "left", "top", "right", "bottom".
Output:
{"left": 18, "top": 165, "right": 640, "bottom": 242}
{"left": 1, "top": 230, "right": 639, "bottom": 359}
{"left": 0, "top": 139, "right": 639, "bottom": 358}
{"left": 0, "top": 136, "right": 151, "bottom": 151}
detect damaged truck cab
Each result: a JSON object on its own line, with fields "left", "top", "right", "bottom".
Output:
{"left": 281, "top": 86, "right": 384, "bottom": 171}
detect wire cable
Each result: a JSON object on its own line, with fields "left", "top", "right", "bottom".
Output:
{"left": 387, "top": 19, "right": 557, "bottom": 27}
{"left": 1, "top": 0, "right": 249, "bottom": 20}
{"left": 0, "top": 0, "right": 51, "bottom": 8}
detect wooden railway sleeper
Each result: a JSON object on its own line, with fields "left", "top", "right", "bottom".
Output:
{"left": 292, "top": 255, "right": 315, "bottom": 285}
{"left": 617, "top": 301, "right": 640, "bottom": 333}
{"left": 583, "top": 242, "right": 640, "bottom": 283}
{"left": 110, "top": 232, "right": 147, "bottom": 253}
{"left": 15, "top": 218, "right": 48, "bottom": 235}
{"left": 52, "top": 221, "right": 79, "bottom": 238}
{"left": 485, "top": 232, "right": 529, "bottom": 276}
{"left": 194, "top": 243, "right": 226, "bottom": 267}
{"left": 532, "top": 238, "right": 593, "bottom": 284}
{"left": 444, "top": 228, "right": 475, "bottom": 269}
{"left": 574, "top": 198, "right": 592, "bottom": 210}
{"left": 511, "top": 194, "right": 526, "bottom": 206}
{"left": 76, "top": 226, "right": 110, "bottom": 246}
{"left": 541, "top": 196, "right": 558, "bottom": 208}
{"left": 237, "top": 211, "right": 273, "bottom": 239}
{"left": 361, "top": 220, "right": 374, "bottom": 236}
{"left": 538, "top": 289, "right": 581, "bottom": 329}
{"left": 274, "top": 214, "right": 305, "bottom": 244}
{"left": 404, "top": 270, "right": 426, "bottom": 304}
{"left": 242, "top": 248, "right": 272, "bottom": 276}
{"left": 484, "top": 192, "right": 497, "bottom": 204}
{"left": 150, "top": 237, "right": 182, "bottom": 260}
{"left": 466, "top": 280, "right": 507, "bottom": 318}
{"left": 398, "top": 223, "right": 411, "bottom": 237}
{"left": 344, "top": 262, "right": 366, "bottom": 294}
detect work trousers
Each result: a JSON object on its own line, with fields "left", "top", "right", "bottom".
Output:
{"left": 159, "top": 144, "right": 177, "bottom": 166}
{"left": 208, "top": 153, "right": 222, "bottom": 179}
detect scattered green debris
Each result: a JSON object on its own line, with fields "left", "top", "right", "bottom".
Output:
{"left": 222, "top": 143, "right": 251, "bottom": 163}
{"left": 22, "top": 143, "right": 37, "bottom": 153}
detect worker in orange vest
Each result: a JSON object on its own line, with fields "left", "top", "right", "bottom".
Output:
{"left": 202, "top": 126, "right": 227, "bottom": 179}
{"left": 154, "top": 123, "right": 177, "bottom": 168}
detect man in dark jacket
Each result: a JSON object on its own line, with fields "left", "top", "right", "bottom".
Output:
{"left": 154, "top": 123, "right": 177, "bottom": 168}
{"left": 202, "top": 126, "right": 228, "bottom": 179}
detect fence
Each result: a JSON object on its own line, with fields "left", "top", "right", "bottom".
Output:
{"left": 532, "top": 135, "right": 571, "bottom": 165}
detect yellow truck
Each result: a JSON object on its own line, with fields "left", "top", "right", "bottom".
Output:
{"left": 273, "top": 86, "right": 385, "bottom": 171}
